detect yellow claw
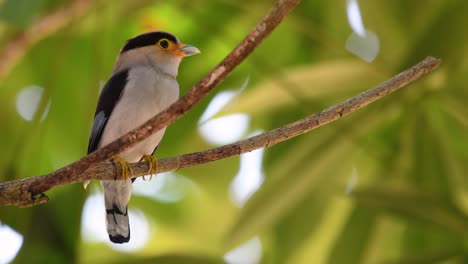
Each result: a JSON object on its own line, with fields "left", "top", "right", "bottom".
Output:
{"left": 142, "top": 154, "right": 158, "bottom": 181}
{"left": 83, "top": 180, "right": 90, "bottom": 189}
{"left": 112, "top": 156, "right": 133, "bottom": 181}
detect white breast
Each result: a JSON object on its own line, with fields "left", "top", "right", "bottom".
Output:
{"left": 99, "top": 66, "right": 179, "bottom": 162}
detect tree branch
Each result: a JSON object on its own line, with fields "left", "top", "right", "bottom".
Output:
{"left": 0, "top": 0, "right": 95, "bottom": 79}
{"left": 0, "top": 56, "right": 441, "bottom": 207}
{"left": 0, "top": 0, "right": 302, "bottom": 207}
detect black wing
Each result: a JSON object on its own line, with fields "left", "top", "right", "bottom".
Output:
{"left": 87, "top": 69, "right": 129, "bottom": 154}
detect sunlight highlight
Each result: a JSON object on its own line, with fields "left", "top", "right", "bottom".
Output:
{"left": 345, "top": 31, "right": 380, "bottom": 62}
{"left": 230, "top": 132, "right": 265, "bottom": 206}
{"left": 15, "top": 85, "right": 51, "bottom": 122}
{"left": 133, "top": 172, "right": 195, "bottom": 203}
{"left": 345, "top": 167, "right": 358, "bottom": 194}
{"left": 345, "top": 0, "right": 380, "bottom": 62}
{"left": 224, "top": 236, "right": 263, "bottom": 264}
{"left": 81, "top": 192, "right": 150, "bottom": 251}
{"left": 0, "top": 223, "right": 23, "bottom": 263}
{"left": 199, "top": 77, "right": 249, "bottom": 123}
{"left": 199, "top": 114, "right": 250, "bottom": 145}
{"left": 346, "top": 0, "right": 365, "bottom": 36}
{"left": 198, "top": 77, "right": 251, "bottom": 145}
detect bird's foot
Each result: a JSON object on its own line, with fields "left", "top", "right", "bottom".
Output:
{"left": 142, "top": 154, "right": 158, "bottom": 181}
{"left": 112, "top": 156, "right": 133, "bottom": 181}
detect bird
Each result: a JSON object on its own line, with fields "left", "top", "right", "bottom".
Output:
{"left": 86, "top": 31, "right": 200, "bottom": 244}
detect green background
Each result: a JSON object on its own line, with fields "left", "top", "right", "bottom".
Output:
{"left": 0, "top": 0, "right": 467, "bottom": 263}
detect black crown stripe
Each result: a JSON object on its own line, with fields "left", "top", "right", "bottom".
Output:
{"left": 121, "top": 31, "right": 178, "bottom": 53}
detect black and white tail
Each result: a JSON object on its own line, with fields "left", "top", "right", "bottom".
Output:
{"left": 102, "top": 179, "right": 132, "bottom": 243}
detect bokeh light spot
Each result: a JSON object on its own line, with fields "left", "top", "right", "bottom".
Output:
{"left": 230, "top": 133, "right": 265, "bottom": 207}
{"left": 345, "top": 167, "right": 358, "bottom": 194}
{"left": 345, "top": 30, "right": 380, "bottom": 62}
{"left": 199, "top": 114, "right": 250, "bottom": 145}
{"left": 224, "top": 236, "right": 263, "bottom": 264}
{"left": 133, "top": 172, "right": 194, "bottom": 203}
{"left": 15, "top": 85, "right": 51, "bottom": 122}
{"left": 346, "top": 0, "right": 366, "bottom": 36}
{"left": 0, "top": 223, "right": 23, "bottom": 263}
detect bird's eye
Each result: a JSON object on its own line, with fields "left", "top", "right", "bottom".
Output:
{"left": 158, "top": 39, "right": 170, "bottom": 49}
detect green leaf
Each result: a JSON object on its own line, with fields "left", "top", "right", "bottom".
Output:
{"left": 217, "top": 60, "right": 384, "bottom": 117}
{"left": 326, "top": 207, "right": 377, "bottom": 264}
{"left": 225, "top": 131, "right": 353, "bottom": 248}
{"left": 352, "top": 185, "right": 468, "bottom": 236}
{"left": 383, "top": 248, "right": 467, "bottom": 264}
{"left": 273, "top": 190, "right": 329, "bottom": 263}
{"left": 0, "top": 0, "right": 45, "bottom": 27}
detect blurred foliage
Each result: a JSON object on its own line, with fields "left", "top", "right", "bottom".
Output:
{"left": 0, "top": 0, "right": 467, "bottom": 263}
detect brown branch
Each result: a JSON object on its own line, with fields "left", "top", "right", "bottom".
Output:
{"left": 0, "top": 0, "right": 302, "bottom": 207}
{"left": 0, "top": 56, "right": 441, "bottom": 207}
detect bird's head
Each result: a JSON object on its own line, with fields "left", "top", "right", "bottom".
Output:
{"left": 115, "top": 31, "right": 200, "bottom": 77}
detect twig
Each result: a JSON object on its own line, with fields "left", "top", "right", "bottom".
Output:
{"left": 0, "top": 56, "right": 441, "bottom": 207}
{"left": 0, "top": 0, "right": 302, "bottom": 207}
{"left": 0, "top": 0, "right": 95, "bottom": 79}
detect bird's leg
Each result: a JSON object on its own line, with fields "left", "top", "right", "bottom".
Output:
{"left": 112, "top": 156, "right": 134, "bottom": 181}
{"left": 141, "top": 154, "right": 158, "bottom": 181}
